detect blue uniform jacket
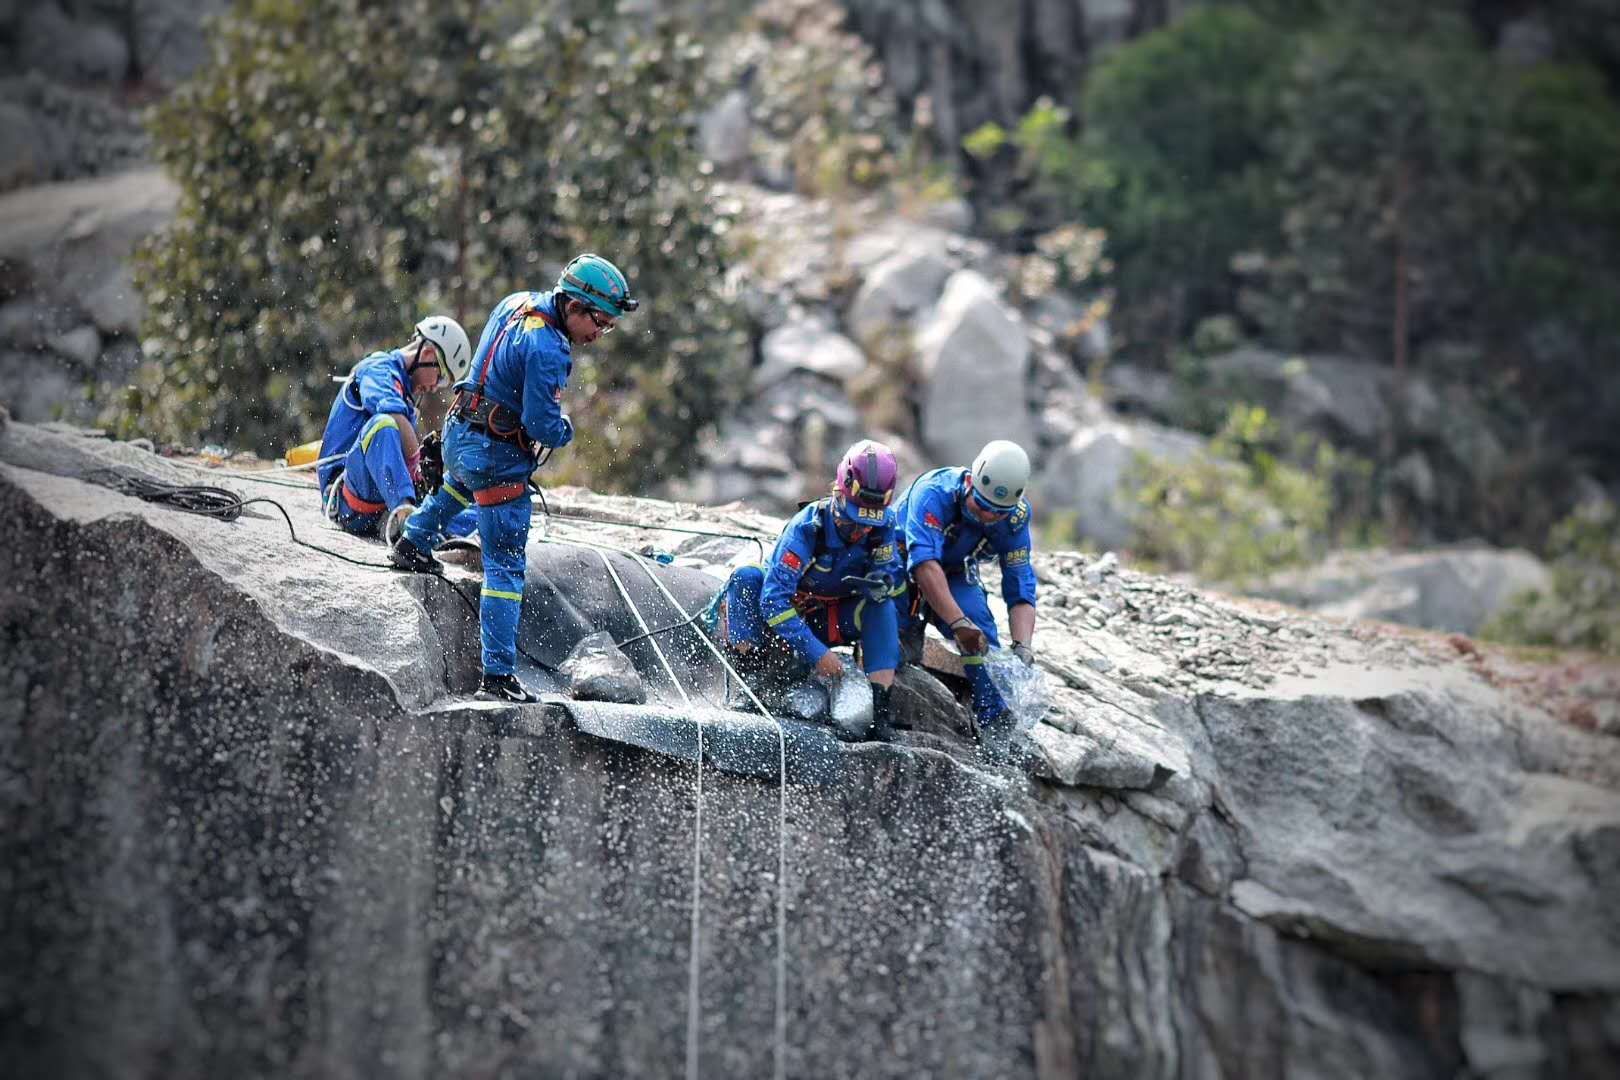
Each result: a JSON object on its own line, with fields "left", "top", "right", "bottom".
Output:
{"left": 460, "top": 289, "right": 574, "bottom": 449}
{"left": 317, "top": 349, "right": 415, "bottom": 495}
{"left": 896, "top": 467, "right": 1038, "bottom": 609}
{"left": 759, "top": 499, "right": 903, "bottom": 663}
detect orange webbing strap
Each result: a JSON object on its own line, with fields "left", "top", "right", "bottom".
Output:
{"left": 465, "top": 301, "right": 550, "bottom": 414}
{"left": 341, "top": 482, "right": 386, "bottom": 515}
{"left": 825, "top": 597, "right": 843, "bottom": 644}
{"left": 472, "top": 482, "right": 529, "bottom": 507}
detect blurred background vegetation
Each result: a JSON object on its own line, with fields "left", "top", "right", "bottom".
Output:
{"left": 102, "top": 0, "right": 1620, "bottom": 652}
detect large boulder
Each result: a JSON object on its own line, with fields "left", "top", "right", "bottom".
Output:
{"left": 1242, "top": 546, "right": 1554, "bottom": 635}
{"left": 16, "top": 4, "right": 129, "bottom": 84}
{"left": 1036, "top": 418, "right": 1207, "bottom": 551}
{"left": 912, "top": 270, "right": 1033, "bottom": 466}
{"left": 1204, "top": 347, "right": 1394, "bottom": 451}
{"left": 2, "top": 420, "right": 1618, "bottom": 1077}
{"left": 752, "top": 318, "right": 867, "bottom": 391}
{"left": 845, "top": 236, "right": 952, "bottom": 345}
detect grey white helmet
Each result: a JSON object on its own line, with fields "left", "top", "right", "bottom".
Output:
{"left": 414, "top": 315, "right": 472, "bottom": 385}
{"left": 969, "top": 439, "right": 1031, "bottom": 509}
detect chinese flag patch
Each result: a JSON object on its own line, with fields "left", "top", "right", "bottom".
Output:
{"left": 552, "top": 386, "right": 564, "bottom": 403}
{"left": 924, "top": 512, "right": 943, "bottom": 531}
{"left": 782, "top": 550, "right": 803, "bottom": 572}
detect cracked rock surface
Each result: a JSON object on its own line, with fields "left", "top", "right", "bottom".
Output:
{"left": 2, "top": 421, "right": 1617, "bottom": 1078}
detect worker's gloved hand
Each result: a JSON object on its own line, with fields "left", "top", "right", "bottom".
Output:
{"left": 814, "top": 651, "right": 846, "bottom": 681}
{"left": 384, "top": 502, "right": 416, "bottom": 547}
{"left": 842, "top": 572, "right": 893, "bottom": 603}
{"left": 405, "top": 448, "right": 423, "bottom": 485}
{"left": 1012, "top": 641, "right": 1035, "bottom": 667}
{"left": 555, "top": 414, "right": 575, "bottom": 449}
{"left": 950, "top": 617, "right": 988, "bottom": 656}
{"left": 418, "top": 430, "right": 444, "bottom": 493}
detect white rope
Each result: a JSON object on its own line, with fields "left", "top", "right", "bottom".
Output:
{"left": 554, "top": 527, "right": 791, "bottom": 1080}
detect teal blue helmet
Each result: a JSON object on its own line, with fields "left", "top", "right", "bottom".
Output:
{"left": 557, "top": 253, "right": 639, "bottom": 318}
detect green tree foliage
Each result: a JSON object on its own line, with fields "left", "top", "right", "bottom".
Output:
{"left": 119, "top": 0, "right": 744, "bottom": 491}
{"left": 967, "top": 7, "right": 1287, "bottom": 352}
{"left": 1128, "top": 403, "right": 1367, "bottom": 583}
{"left": 1484, "top": 500, "right": 1620, "bottom": 657}
{"left": 1255, "top": 9, "right": 1513, "bottom": 369}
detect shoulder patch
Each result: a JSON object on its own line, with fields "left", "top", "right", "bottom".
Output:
{"left": 1003, "top": 547, "right": 1030, "bottom": 566}
{"left": 1009, "top": 500, "right": 1030, "bottom": 528}
{"left": 923, "top": 511, "right": 944, "bottom": 531}
{"left": 552, "top": 386, "right": 563, "bottom": 403}
{"left": 781, "top": 550, "right": 803, "bottom": 573}
{"left": 872, "top": 543, "right": 895, "bottom": 563}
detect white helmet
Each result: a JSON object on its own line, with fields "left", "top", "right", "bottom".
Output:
{"left": 969, "top": 439, "right": 1031, "bottom": 509}
{"left": 414, "top": 315, "right": 472, "bottom": 385}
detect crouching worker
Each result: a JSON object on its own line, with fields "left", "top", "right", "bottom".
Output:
{"left": 318, "top": 315, "right": 473, "bottom": 543}
{"left": 714, "top": 440, "right": 905, "bottom": 741}
{"left": 896, "top": 439, "right": 1039, "bottom": 763}
{"left": 389, "top": 253, "right": 636, "bottom": 703}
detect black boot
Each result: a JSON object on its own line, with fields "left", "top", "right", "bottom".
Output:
{"left": 388, "top": 535, "right": 439, "bottom": 573}
{"left": 869, "top": 683, "right": 896, "bottom": 742}
{"left": 476, "top": 672, "right": 536, "bottom": 703}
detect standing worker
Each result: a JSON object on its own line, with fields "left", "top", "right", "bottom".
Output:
{"left": 895, "top": 439, "right": 1039, "bottom": 763}
{"left": 317, "top": 315, "right": 472, "bottom": 542}
{"left": 712, "top": 440, "right": 906, "bottom": 741}
{"left": 390, "top": 253, "right": 637, "bottom": 703}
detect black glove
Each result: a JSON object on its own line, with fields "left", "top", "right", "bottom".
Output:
{"left": 418, "top": 430, "right": 444, "bottom": 496}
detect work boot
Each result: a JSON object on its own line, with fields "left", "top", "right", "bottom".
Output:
{"left": 388, "top": 535, "right": 439, "bottom": 574}
{"left": 868, "top": 683, "right": 896, "bottom": 742}
{"left": 475, "top": 672, "right": 536, "bottom": 704}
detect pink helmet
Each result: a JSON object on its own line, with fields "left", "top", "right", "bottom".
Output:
{"left": 835, "top": 439, "right": 899, "bottom": 509}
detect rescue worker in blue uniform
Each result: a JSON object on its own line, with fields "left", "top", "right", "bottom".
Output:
{"left": 317, "top": 315, "right": 474, "bottom": 542}
{"left": 389, "top": 253, "right": 637, "bottom": 703}
{"left": 714, "top": 440, "right": 905, "bottom": 740}
{"left": 896, "top": 439, "right": 1039, "bottom": 762}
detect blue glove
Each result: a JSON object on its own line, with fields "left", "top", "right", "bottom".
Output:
{"left": 555, "top": 413, "right": 574, "bottom": 448}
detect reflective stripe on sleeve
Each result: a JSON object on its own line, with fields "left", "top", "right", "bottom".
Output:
{"left": 481, "top": 588, "right": 523, "bottom": 602}
{"left": 766, "top": 608, "right": 800, "bottom": 628}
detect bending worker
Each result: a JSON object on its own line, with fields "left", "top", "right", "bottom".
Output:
{"left": 713, "top": 440, "right": 905, "bottom": 741}
{"left": 317, "top": 315, "right": 472, "bottom": 542}
{"left": 390, "top": 253, "right": 636, "bottom": 703}
{"left": 896, "top": 439, "right": 1039, "bottom": 762}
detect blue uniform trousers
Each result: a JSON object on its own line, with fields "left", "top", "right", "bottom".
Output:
{"left": 402, "top": 419, "right": 534, "bottom": 676}
{"left": 722, "top": 566, "right": 900, "bottom": 674}
{"left": 897, "top": 573, "right": 1009, "bottom": 723}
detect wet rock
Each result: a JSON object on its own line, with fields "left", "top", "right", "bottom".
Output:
{"left": 560, "top": 630, "right": 646, "bottom": 705}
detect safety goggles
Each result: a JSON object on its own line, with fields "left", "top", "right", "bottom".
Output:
{"left": 967, "top": 484, "right": 1014, "bottom": 518}
{"left": 584, "top": 307, "right": 616, "bottom": 335}
{"left": 563, "top": 272, "right": 639, "bottom": 314}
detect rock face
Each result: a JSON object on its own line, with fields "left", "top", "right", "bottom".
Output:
{"left": 3, "top": 420, "right": 1618, "bottom": 1079}
{"left": 913, "top": 270, "right": 1034, "bottom": 467}
{"left": 0, "top": 168, "right": 178, "bottom": 422}
{"left": 1246, "top": 546, "right": 1554, "bottom": 635}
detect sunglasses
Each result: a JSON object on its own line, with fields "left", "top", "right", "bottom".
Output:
{"left": 968, "top": 485, "right": 1013, "bottom": 517}
{"left": 582, "top": 307, "right": 616, "bottom": 335}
